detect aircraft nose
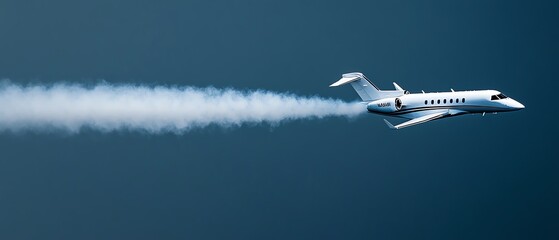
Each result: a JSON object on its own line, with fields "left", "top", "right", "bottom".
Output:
{"left": 510, "top": 99, "right": 525, "bottom": 110}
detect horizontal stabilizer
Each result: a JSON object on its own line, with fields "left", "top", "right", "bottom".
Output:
{"left": 329, "top": 72, "right": 405, "bottom": 101}
{"left": 329, "top": 76, "right": 360, "bottom": 87}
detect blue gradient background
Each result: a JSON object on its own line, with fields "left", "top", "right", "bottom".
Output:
{"left": 0, "top": 0, "right": 557, "bottom": 239}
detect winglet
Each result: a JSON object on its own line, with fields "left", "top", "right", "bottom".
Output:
{"left": 393, "top": 82, "right": 404, "bottom": 91}
{"left": 383, "top": 119, "right": 397, "bottom": 130}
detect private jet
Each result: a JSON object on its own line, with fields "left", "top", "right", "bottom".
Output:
{"left": 330, "top": 72, "right": 524, "bottom": 129}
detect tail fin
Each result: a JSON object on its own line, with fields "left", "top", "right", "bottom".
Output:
{"left": 330, "top": 72, "right": 405, "bottom": 101}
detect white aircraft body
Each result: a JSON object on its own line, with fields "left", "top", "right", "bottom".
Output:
{"left": 330, "top": 72, "right": 525, "bottom": 129}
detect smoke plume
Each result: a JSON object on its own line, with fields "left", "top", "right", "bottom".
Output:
{"left": 0, "top": 82, "right": 364, "bottom": 133}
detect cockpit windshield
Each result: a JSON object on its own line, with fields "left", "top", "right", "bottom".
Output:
{"left": 491, "top": 93, "right": 508, "bottom": 100}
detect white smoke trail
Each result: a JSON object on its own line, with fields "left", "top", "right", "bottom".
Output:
{"left": 0, "top": 82, "right": 364, "bottom": 133}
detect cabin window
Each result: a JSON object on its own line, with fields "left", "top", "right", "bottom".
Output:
{"left": 425, "top": 100, "right": 428, "bottom": 105}
{"left": 443, "top": 99, "right": 447, "bottom": 104}
{"left": 437, "top": 100, "right": 440, "bottom": 104}
{"left": 456, "top": 98, "right": 459, "bottom": 103}
{"left": 462, "top": 98, "right": 465, "bottom": 103}
{"left": 431, "top": 100, "right": 434, "bottom": 104}
{"left": 450, "top": 99, "right": 453, "bottom": 103}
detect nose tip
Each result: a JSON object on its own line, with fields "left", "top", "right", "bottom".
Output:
{"left": 512, "top": 100, "right": 525, "bottom": 110}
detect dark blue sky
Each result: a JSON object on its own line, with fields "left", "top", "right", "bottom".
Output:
{"left": 0, "top": 1, "right": 558, "bottom": 239}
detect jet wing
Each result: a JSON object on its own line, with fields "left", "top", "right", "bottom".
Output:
{"left": 383, "top": 111, "right": 450, "bottom": 129}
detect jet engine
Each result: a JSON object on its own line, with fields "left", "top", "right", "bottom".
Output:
{"left": 367, "top": 98, "right": 404, "bottom": 113}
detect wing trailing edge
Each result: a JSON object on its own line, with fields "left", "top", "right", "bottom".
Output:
{"left": 383, "top": 111, "right": 450, "bottom": 129}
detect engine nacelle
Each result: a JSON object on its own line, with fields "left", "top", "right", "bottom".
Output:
{"left": 367, "top": 98, "right": 403, "bottom": 113}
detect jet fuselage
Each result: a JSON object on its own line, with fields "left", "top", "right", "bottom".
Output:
{"left": 366, "top": 90, "right": 524, "bottom": 119}
{"left": 330, "top": 72, "right": 525, "bottom": 129}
